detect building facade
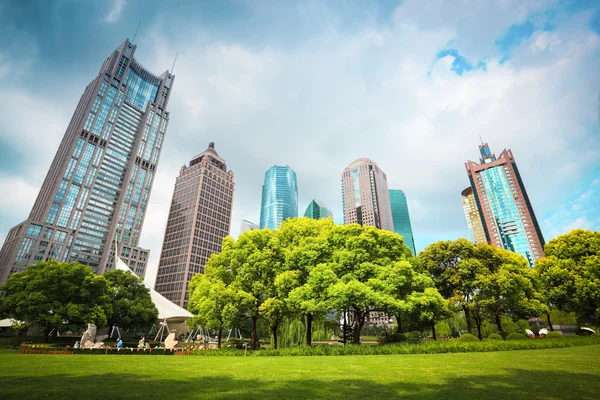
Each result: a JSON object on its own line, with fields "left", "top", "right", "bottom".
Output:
{"left": 341, "top": 158, "right": 393, "bottom": 231}
{"left": 465, "top": 142, "right": 545, "bottom": 266}
{"left": 388, "top": 190, "right": 417, "bottom": 255}
{"left": 0, "top": 39, "right": 174, "bottom": 284}
{"left": 461, "top": 186, "right": 487, "bottom": 244}
{"left": 259, "top": 165, "right": 298, "bottom": 229}
{"left": 154, "top": 143, "right": 234, "bottom": 308}
{"left": 304, "top": 199, "right": 334, "bottom": 220}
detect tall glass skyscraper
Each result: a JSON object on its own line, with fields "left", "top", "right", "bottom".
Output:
{"left": 0, "top": 39, "right": 174, "bottom": 283}
{"left": 341, "top": 158, "right": 394, "bottom": 231}
{"left": 259, "top": 165, "right": 298, "bottom": 229}
{"left": 304, "top": 199, "right": 334, "bottom": 220}
{"left": 155, "top": 143, "right": 234, "bottom": 307}
{"left": 461, "top": 186, "right": 487, "bottom": 244}
{"left": 388, "top": 190, "right": 417, "bottom": 255}
{"left": 465, "top": 142, "right": 545, "bottom": 266}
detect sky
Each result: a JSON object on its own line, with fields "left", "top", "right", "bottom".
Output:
{"left": 0, "top": 0, "right": 599, "bottom": 287}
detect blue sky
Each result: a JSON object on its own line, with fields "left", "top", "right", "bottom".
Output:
{"left": 0, "top": 0, "right": 599, "bottom": 284}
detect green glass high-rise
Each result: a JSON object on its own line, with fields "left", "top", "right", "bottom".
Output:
{"left": 259, "top": 165, "right": 298, "bottom": 229}
{"left": 389, "top": 190, "right": 417, "bottom": 255}
{"left": 304, "top": 199, "right": 333, "bottom": 220}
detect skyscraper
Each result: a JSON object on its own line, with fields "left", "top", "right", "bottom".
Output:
{"left": 388, "top": 190, "right": 417, "bottom": 255}
{"left": 341, "top": 158, "right": 393, "bottom": 231}
{"left": 259, "top": 165, "right": 298, "bottom": 229}
{"left": 240, "top": 219, "right": 259, "bottom": 234}
{"left": 154, "top": 143, "right": 234, "bottom": 307}
{"left": 0, "top": 39, "right": 174, "bottom": 284}
{"left": 465, "top": 142, "right": 545, "bottom": 266}
{"left": 461, "top": 186, "right": 487, "bottom": 244}
{"left": 304, "top": 199, "right": 334, "bottom": 220}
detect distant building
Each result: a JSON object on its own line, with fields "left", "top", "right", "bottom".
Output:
{"left": 465, "top": 142, "right": 545, "bottom": 266}
{"left": 304, "top": 199, "right": 334, "bottom": 220}
{"left": 259, "top": 165, "right": 298, "bottom": 229}
{"left": 240, "top": 219, "right": 259, "bottom": 234}
{"left": 461, "top": 186, "right": 487, "bottom": 244}
{"left": 155, "top": 143, "right": 234, "bottom": 307}
{"left": 388, "top": 190, "right": 417, "bottom": 255}
{"left": 341, "top": 158, "right": 393, "bottom": 231}
{"left": 0, "top": 38, "right": 174, "bottom": 283}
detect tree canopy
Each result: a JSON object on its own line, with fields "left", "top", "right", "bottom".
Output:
{"left": 0, "top": 261, "right": 112, "bottom": 342}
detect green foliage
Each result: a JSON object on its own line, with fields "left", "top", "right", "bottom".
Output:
{"left": 381, "top": 332, "right": 408, "bottom": 344}
{"left": 0, "top": 261, "right": 112, "bottom": 339}
{"left": 534, "top": 229, "right": 600, "bottom": 325}
{"left": 487, "top": 333, "right": 504, "bottom": 341}
{"left": 458, "top": 334, "right": 479, "bottom": 342}
{"left": 103, "top": 270, "right": 157, "bottom": 331}
{"left": 506, "top": 332, "right": 527, "bottom": 341}
{"left": 545, "top": 331, "right": 563, "bottom": 339}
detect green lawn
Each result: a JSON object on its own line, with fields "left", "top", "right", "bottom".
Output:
{"left": 1, "top": 345, "right": 599, "bottom": 399}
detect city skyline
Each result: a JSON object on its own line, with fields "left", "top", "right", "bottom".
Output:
{"left": 0, "top": 38, "right": 174, "bottom": 284}
{"left": 0, "top": 1, "right": 599, "bottom": 287}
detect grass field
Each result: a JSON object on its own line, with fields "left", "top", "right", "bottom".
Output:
{"left": 1, "top": 345, "right": 599, "bottom": 399}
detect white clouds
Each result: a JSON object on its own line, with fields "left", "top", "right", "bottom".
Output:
{"left": 105, "top": 0, "right": 126, "bottom": 23}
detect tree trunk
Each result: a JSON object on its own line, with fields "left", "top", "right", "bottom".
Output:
{"left": 395, "top": 314, "right": 403, "bottom": 333}
{"left": 547, "top": 313, "right": 554, "bottom": 331}
{"left": 474, "top": 315, "right": 483, "bottom": 340}
{"left": 463, "top": 305, "right": 472, "bottom": 334}
{"left": 305, "top": 313, "right": 313, "bottom": 346}
{"left": 431, "top": 321, "right": 437, "bottom": 340}
{"left": 250, "top": 315, "right": 259, "bottom": 349}
{"left": 342, "top": 309, "right": 347, "bottom": 345}
{"left": 272, "top": 326, "right": 278, "bottom": 350}
{"left": 352, "top": 310, "right": 364, "bottom": 345}
{"left": 43, "top": 323, "right": 51, "bottom": 343}
{"left": 495, "top": 314, "right": 503, "bottom": 332}
{"left": 217, "top": 328, "right": 222, "bottom": 349}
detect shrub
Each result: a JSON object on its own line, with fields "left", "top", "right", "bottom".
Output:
{"left": 382, "top": 333, "right": 408, "bottom": 344}
{"left": 458, "top": 334, "right": 479, "bottom": 342}
{"left": 487, "top": 333, "right": 504, "bottom": 341}
{"left": 497, "top": 331, "right": 509, "bottom": 340}
{"left": 544, "top": 331, "right": 563, "bottom": 339}
{"left": 506, "top": 332, "right": 527, "bottom": 341}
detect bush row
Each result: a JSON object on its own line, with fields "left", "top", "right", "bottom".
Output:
{"left": 191, "top": 335, "right": 600, "bottom": 357}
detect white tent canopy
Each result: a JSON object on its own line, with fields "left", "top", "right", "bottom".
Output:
{"left": 116, "top": 257, "right": 193, "bottom": 321}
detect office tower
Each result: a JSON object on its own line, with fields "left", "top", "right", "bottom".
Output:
{"left": 461, "top": 186, "right": 487, "bottom": 244}
{"left": 465, "top": 142, "right": 545, "bottom": 266}
{"left": 154, "top": 143, "right": 234, "bottom": 308}
{"left": 388, "top": 190, "right": 417, "bottom": 255}
{"left": 259, "top": 165, "right": 298, "bottom": 229}
{"left": 0, "top": 39, "right": 174, "bottom": 284}
{"left": 304, "top": 199, "right": 334, "bottom": 220}
{"left": 240, "top": 219, "right": 259, "bottom": 234}
{"left": 341, "top": 158, "right": 393, "bottom": 231}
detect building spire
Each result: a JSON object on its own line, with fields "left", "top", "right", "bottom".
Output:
{"left": 479, "top": 133, "right": 484, "bottom": 146}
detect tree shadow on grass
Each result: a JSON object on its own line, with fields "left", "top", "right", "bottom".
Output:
{"left": 1, "top": 368, "right": 598, "bottom": 400}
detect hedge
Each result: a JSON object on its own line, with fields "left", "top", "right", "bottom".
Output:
{"left": 506, "top": 332, "right": 527, "bottom": 341}
{"left": 458, "top": 334, "right": 479, "bottom": 342}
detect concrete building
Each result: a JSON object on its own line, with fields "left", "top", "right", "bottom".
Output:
{"left": 461, "top": 186, "right": 487, "bottom": 244}
{"left": 465, "top": 142, "right": 545, "bottom": 266}
{"left": 304, "top": 199, "right": 334, "bottom": 220}
{"left": 154, "top": 143, "right": 234, "bottom": 308}
{"left": 341, "top": 158, "right": 393, "bottom": 231}
{"left": 0, "top": 38, "right": 174, "bottom": 283}
{"left": 259, "top": 165, "right": 298, "bottom": 229}
{"left": 388, "top": 190, "right": 417, "bottom": 255}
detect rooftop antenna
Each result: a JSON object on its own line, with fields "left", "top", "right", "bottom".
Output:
{"left": 171, "top": 52, "right": 178, "bottom": 75}
{"left": 132, "top": 20, "right": 142, "bottom": 44}
{"left": 478, "top": 133, "right": 484, "bottom": 146}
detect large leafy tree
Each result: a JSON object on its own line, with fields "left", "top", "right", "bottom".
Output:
{"left": 534, "top": 229, "right": 600, "bottom": 326}
{"left": 103, "top": 270, "right": 157, "bottom": 335}
{"left": 188, "top": 273, "right": 241, "bottom": 348}
{"left": 0, "top": 261, "right": 112, "bottom": 342}
{"left": 278, "top": 217, "right": 335, "bottom": 345}
{"left": 405, "top": 288, "right": 451, "bottom": 340}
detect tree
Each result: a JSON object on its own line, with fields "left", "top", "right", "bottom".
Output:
{"left": 188, "top": 273, "right": 241, "bottom": 348}
{"left": 533, "top": 230, "right": 600, "bottom": 326}
{"left": 103, "top": 270, "right": 157, "bottom": 335}
{"left": 0, "top": 261, "right": 112, "bottom": 342}
{"left": 279, "top": 217, "right": 336, "bottom": 345}
{"left": 406, "top": 288, "right": 451, "bottom": 340}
